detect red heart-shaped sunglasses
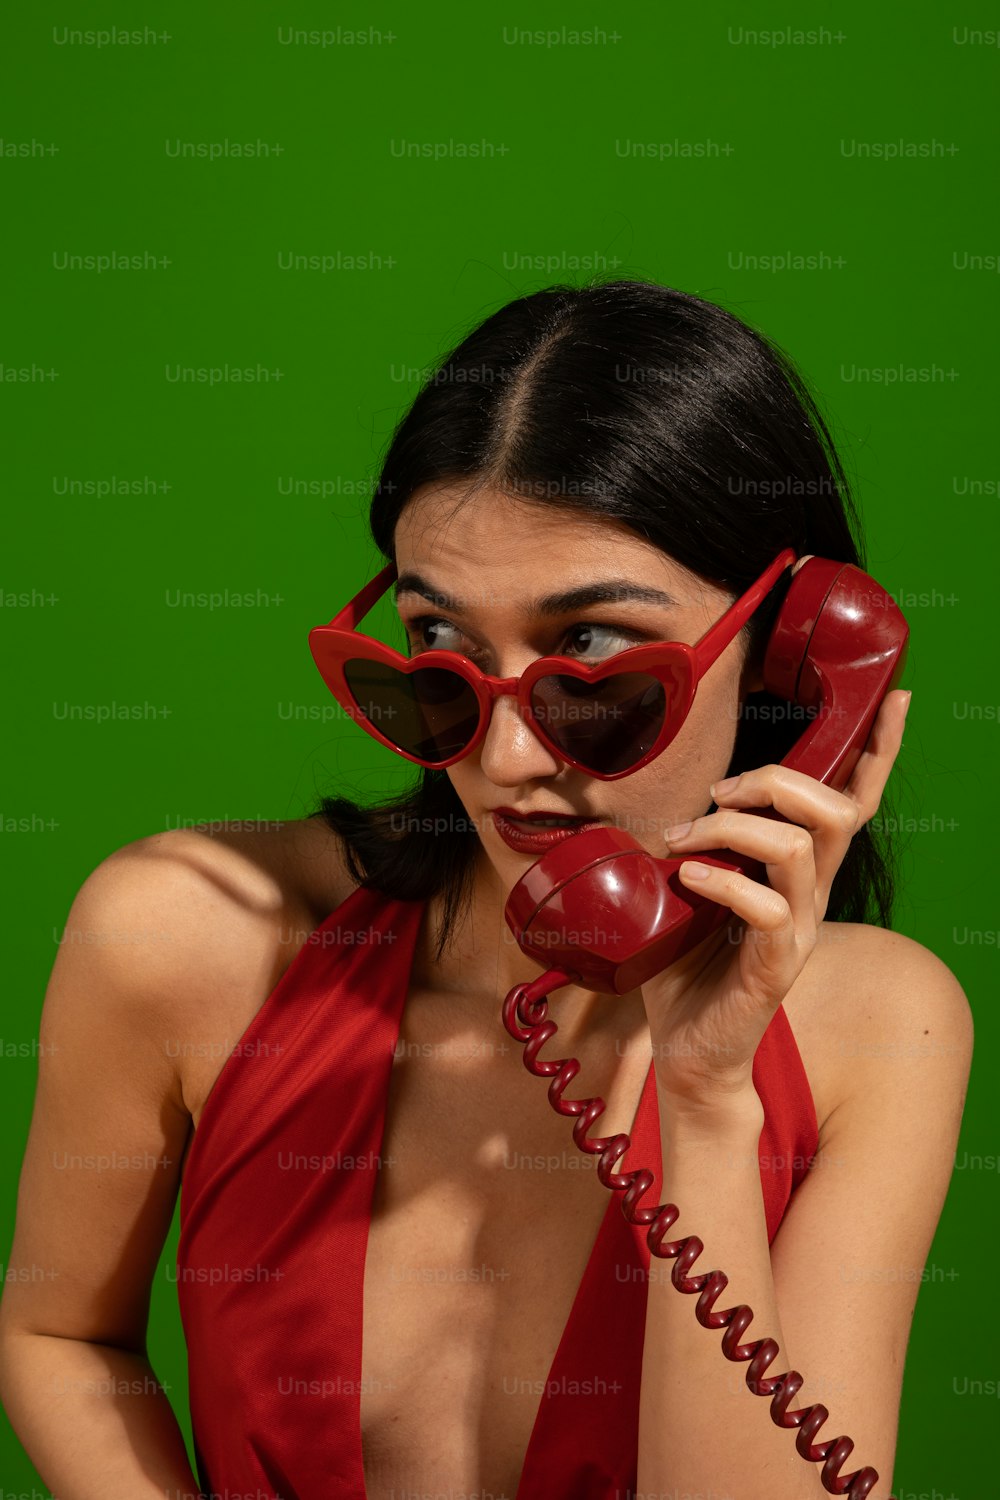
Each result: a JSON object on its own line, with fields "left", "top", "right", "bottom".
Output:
{"left": 308, "top": 548, "right": 796, "bottom": 781}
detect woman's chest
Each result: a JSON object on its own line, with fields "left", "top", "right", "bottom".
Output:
{"left": 357, "top": 991, "right": 654, "bottom": 1500}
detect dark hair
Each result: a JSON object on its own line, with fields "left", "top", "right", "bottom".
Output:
{"left": 309, "top": 278, "right": 901, "bottom": 959}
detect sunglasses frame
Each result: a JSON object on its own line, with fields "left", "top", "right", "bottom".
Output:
{"left": 308, "top": 547, "right": 798, "bottom": 781}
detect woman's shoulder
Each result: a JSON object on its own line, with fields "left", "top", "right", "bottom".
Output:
{"left": 782, "top": 919, "right": 973, "bottom": 1139}
{"left": 94, "top": 814, "right": 364, "bottom": 995}
{"left": 101, "top": 814, "right": 359, "bottom": 930}
{"left": 73, "top": 817, "right": 362, "bottom": 1120}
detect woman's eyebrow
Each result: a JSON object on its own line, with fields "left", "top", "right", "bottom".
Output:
{"left": 393, "top": 571, "right": 681, "bottom": 614}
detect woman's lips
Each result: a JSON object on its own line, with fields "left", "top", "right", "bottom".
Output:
{"left": 490, "top": 810, "right": 605, "bottom": 854}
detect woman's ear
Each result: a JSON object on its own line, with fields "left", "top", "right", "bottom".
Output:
{"left": 739, "top": 635, "right": 766, "bottom": 696}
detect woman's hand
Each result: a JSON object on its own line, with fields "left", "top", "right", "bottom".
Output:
{"left": 639, "top": 686, "right": 912, "bottom": 1117}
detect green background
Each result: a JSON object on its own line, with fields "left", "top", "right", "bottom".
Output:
{"left": 2, "top": 3, "right": 997, "bottom": 1495}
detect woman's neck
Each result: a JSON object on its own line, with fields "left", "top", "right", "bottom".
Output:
{"left": 409, "top": 845, "right": 653, "bottom": 1058}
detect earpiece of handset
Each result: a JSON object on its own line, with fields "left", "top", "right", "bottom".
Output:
{"left": 761, "top": 555, "right": 909, "bottom": 788}
{"left": 503, "top": 557, "right": 908, "bottom": 996}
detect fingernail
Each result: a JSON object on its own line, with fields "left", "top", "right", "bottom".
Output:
{"left": 680, "top": 860, "right": 712, "bottom": 880}
{"left": 664, "top": 820, "right": 693, "bottom": 843}
{"left": 902, "top": 691, "right": 912, "bottom": 718}
{"left": 711, "top": 775, "right": 740, "bottom": 797}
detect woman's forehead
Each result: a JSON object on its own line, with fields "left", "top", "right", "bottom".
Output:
{"left": 392, "top": 486, "right": 721, "bottom": 606}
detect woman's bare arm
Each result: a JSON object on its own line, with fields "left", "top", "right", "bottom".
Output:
{"left": 0, "top": 832, "right": 287, "bottom": 1499}
{"left": 636, "top": 923, "right": 972, "bottom": 1499}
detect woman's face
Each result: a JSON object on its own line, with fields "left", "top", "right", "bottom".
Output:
{"left": 392, "top": 484, "right": 763, "bottom": 885}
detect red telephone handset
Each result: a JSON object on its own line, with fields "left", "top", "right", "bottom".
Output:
{"left": 500, "top": 558, "right": 908, "bottom": 1498}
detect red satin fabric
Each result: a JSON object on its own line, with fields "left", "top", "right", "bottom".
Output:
{"left": 176, "top": 882, "right": 819, "bottom": 1499}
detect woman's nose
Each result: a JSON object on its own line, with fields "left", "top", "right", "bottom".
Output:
{"left": 476, "top": 691, "right": 563, "bottom": 784}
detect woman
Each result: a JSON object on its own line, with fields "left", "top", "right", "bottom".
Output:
{"left": 0, "top": 280, "right": 972, "bottom": 1500}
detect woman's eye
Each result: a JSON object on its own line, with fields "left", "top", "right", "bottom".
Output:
{"left": 404, "top": 617, "right": 639, "bottom": 661}
{"left": 562, "top": 623, "right": 638, "bottom": 659}
{"left": 405, "top": 617, "right": 479, "bottom": 658}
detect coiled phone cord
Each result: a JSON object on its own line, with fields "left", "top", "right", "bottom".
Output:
{"left": 501, "top": 968, "right": 888, "bottom": 1500}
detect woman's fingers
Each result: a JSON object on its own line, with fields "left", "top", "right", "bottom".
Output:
{"left": 673, "top": 858, "right": 810, "bottom": 1004}
{"left": 666, "top": 807, "right": 818, "bottom": 928}
{"left": 696, "top": 688, "right": 910, "bottom": 899}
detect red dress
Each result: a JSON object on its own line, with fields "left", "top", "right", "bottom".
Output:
{"left": 176, "top": 881, "right": 819, "bottom": 1499}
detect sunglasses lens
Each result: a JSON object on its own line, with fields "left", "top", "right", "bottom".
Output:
{"left": 343, "top": 660, "right": 480, "bottom": 763}
{"left": 530, "top": 671, "right": 667, "bottom": 774}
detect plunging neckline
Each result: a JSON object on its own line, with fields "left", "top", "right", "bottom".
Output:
{"left": 355, "top": 976, "right": 658, "bottom": 1500}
